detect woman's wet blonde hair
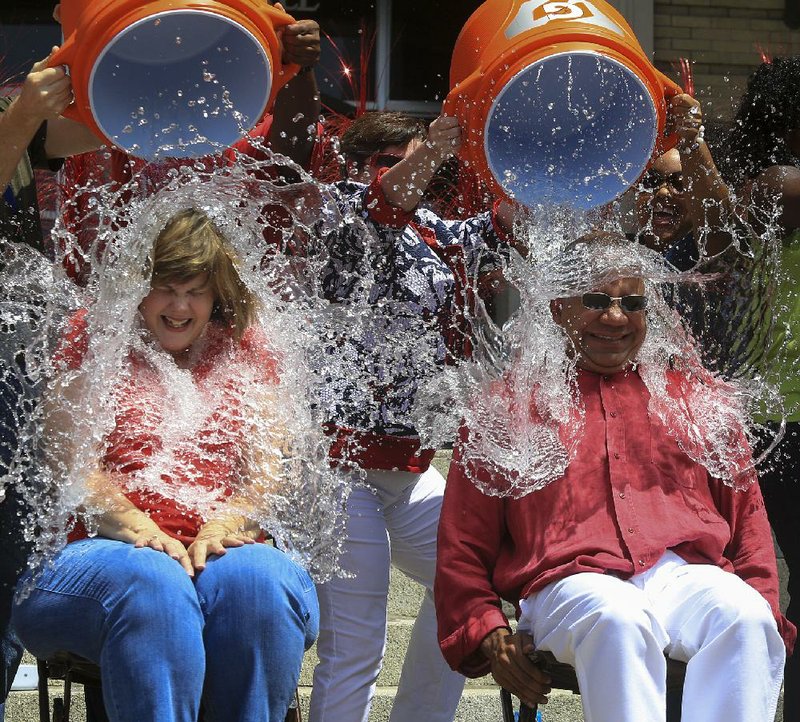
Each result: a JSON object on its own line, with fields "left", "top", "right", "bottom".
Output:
{"left": 151, "top": 209, "right": 256, "bottom": 341}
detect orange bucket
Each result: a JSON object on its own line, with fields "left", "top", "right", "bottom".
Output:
{"left": 50, "top": 0, "right": 298, "bottom": 159}
{"left": 446, "top": 0, "right": 682, "bottom": 209}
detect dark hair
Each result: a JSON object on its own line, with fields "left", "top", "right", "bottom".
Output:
{"left": 339, "top": 112, "right": 427, "bottom": 169}
{"left": 719, "top": 56, "right": 800, "bottom": 184}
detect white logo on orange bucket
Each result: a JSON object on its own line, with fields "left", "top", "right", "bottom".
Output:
{"left": 504, "top": 0, "right": 625, "bottom": 39}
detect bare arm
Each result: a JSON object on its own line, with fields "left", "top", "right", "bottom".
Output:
{"left": 1, "top": 49, "right": 102, "bottom": 189}
{"left": 268, "top": 15, "right": 321, "bottom": 169}
{"left": 670, "top": 94, "right": 736, "bottom": 257}
{"left": 0, "top": 50, "right": 72, "bottom": 189}
{"left": 379, "top": 114, "right": 461, "bottom": 212}
{"left": 44, "top": 116, "right": 103, "bottom": 160}
{"left": 750, "top": 165, "right": 800, "bottom": 234}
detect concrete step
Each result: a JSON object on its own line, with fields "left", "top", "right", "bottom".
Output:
{"left": 299, "top": 618, "right": 497, "bottom": 689}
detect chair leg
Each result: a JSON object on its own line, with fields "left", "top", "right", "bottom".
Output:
{"left": 284, "top": 688, "right": 302, "bottom": 722}
{"left": 52, "top": 698, "right": 65, "bottom": 722}
{"left": 519, "top": 702, "right": 538, "bottom": 722}
{"left": 37, "top": 660, "right": 50, "bottom": 722}
{"left": 500, "top": 688, "right": 515, "bottom": 722}
{"left": 62, "top": 674, "right": 71, "bottom": 722}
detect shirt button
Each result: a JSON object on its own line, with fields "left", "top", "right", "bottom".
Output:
{"left": 628, "top": 527, "right": 635, "bottom": 534}
{"left": 619, "top": 492, "right": 625, "bottom": 499}
{"left": 639, "top": 560, "right": 646, "bottom": 567}
{"left": 613, "top": 452, "right": 620, "bottom": 459}
{"left": 603, "top": 375, "right": 610, "bottom": 382}
{"left": 610, "top": 411, "right": 617, "bottom": 418}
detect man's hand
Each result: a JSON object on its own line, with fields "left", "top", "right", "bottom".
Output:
{"left": 274, "top": 4, "right": 321, "bottom": 67}
{"left": 668, "top": 94, "right": 704, "bottom": 154}
{"left": 16, "top": 48, "right": 73, "bottom": 123}
{"left": 425, "top": 114, "right": 462, "bottom": 162}
{"left": 480, "top": 628, "right": 552, "bottom": 708}
{"left": 187, "top": 520, "right": 256, "bottom": 572}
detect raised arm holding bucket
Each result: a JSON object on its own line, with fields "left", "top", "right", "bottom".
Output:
{"left": 445, "top": 0, "right": 682, "bottom": 210}
{"left": 49, "top": 0, "right": 299, "bottom": 159}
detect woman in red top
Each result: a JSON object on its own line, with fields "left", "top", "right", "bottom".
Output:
{"left": 11, "top": 209, "right": 319, "bottom": 722}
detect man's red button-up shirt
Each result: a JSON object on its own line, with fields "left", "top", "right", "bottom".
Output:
{"left": 435, "top": 368, "right": 795, "bottom": 677}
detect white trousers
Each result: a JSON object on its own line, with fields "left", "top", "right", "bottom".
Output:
{"left": 518, "top": 551, "right": 785, "bottom": 722}
{"left": 308, "top": 466, "right": 465, "bottom": 722}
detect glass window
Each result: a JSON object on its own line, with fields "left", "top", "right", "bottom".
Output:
{"left": 388, "top": 0, "right": 477, "bottom": 104}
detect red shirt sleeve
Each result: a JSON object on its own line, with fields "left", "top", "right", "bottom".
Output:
{"left": 52, "top": 308, "right": 90, "bottom": 371}
{"left": 435, "top": 426, "right": 512, "bottom": 677}
{"left": 239, "top": 325, "right": 280, "bottom": 384}
{"left": 711, "top": 471, "right": 797, "bottom": 654}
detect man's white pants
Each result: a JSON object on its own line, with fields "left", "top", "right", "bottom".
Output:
{"left": 308, "top": 466, "right": 465, "bottom": 722}
{"left": 518, "top": 551, "right": 785, "bottom": 722}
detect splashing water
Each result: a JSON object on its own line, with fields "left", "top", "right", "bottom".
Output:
{"left": 3, "top": 149, "right": 457, "bottom": 586}
{"left": 412, "top": 201, "right": 786, "bottom": 498}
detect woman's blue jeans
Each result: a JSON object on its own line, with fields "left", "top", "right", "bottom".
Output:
{"left": 11, "top": 539, "right": 319, "bottom": 722}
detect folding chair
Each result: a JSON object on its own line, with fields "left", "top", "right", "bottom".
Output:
{"left": 499, "top": 650, "right": 687, "bottom": 722}
{"left": 37, "top": 652, "right": 303, "bottom": 722}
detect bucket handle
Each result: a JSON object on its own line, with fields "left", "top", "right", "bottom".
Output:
{"left": 443, "top": 69, "right": 483, "bottom": 129}
{"left": 657, "top": 72, "right": 684, "bottom": 155}
{"left": 265, "top": 3, "right": 301, "bottom": 76}
{"left": 45, "top": 38, "right": 82, "bottom": 123}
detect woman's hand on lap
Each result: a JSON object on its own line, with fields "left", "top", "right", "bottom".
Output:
{"left": 188, "top": 521, "right": 256, "bottom": 572}
{"left": 134, "top": 530, "right": 195, "bottom": 577}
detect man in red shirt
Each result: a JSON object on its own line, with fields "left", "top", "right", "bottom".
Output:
{"left": 435, "top": 237, "right": 793, "bottom": 722}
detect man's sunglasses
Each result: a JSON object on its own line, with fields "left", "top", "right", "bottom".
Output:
{"left": 370, "top": 153, "right": 404, "bottom": 169}
{"left": 639, "top": 170, "right": 684, "bottom": 194}
{"left": 581, "top": 293, "right": 648, "bottom": 313}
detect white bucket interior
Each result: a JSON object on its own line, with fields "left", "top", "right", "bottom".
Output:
{"left": 484, "top": 51, "right": 658, "bottom": 209}
{"left": 89, "top": 10, "right": 272, "bottom": 159}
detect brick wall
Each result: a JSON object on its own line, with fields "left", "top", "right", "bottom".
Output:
{"left": 654, "top": 0, "right": 800, "bottom": 120}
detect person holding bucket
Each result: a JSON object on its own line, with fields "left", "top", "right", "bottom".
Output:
{"left": 303, "top": 110, "right": 518, "bottom": 722}
{"left": 632, "top": 94, "right": 734, "bottom": 270}
{"left": 0, "top": 40, "right": 101, "bottom": 716}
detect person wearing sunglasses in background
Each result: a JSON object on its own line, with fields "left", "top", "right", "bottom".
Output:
{"left": 630, "top": 94, "right": 763, "bottom": 381}
{"left": 633, "top": 94, "right": 734, "bottom": 271}
{"left": 435, "top": 235, "right": 793, "bottom": 722}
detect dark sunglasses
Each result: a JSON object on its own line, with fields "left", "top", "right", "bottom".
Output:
{"left": 581, "top": 292, "right": 648, "bottom": 313}
{"left": 640, "top": 170, "right": 684, "bottom": 194}
{"left": 371, "top": 153, "right": 404, "bottom": 169}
